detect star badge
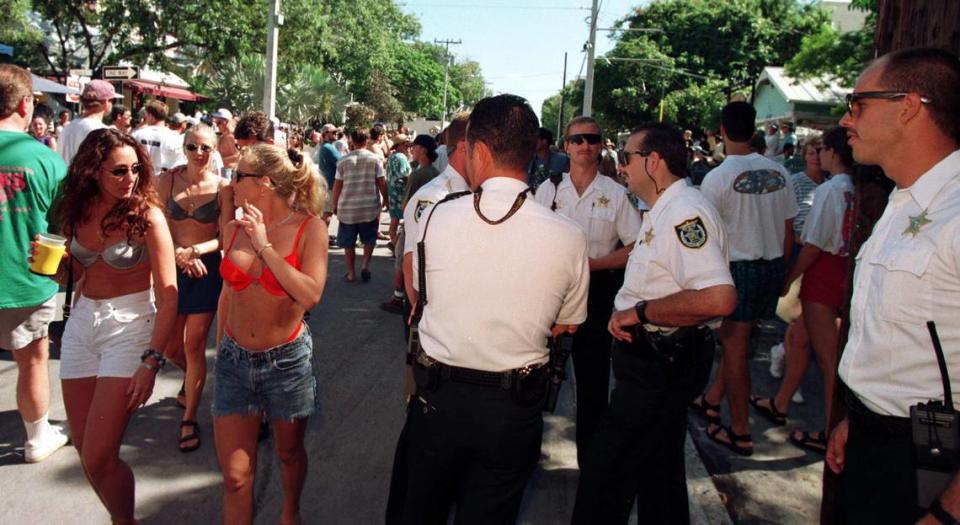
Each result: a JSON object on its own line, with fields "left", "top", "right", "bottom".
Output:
{"left": 903, "top": 209, "right": 932, "bottom": 237}
{"left": 644, "top": 228, "right": 655, "bottom": 244}
{"left": 596, "top": 195, "right": 610, "bottom": 208}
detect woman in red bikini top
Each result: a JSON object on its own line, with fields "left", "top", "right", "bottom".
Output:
{"left": 214, "top": 144, "right": 328, "bottom": 525}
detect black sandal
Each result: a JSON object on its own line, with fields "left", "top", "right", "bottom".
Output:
{"left": 179, "top": 420, "right": 200, "bottom": 453}
{"left": 749, "top": 395, "right": 787, "bottom": 426}
{"left": 707, "top": 424, "right": 754, "bottom": 456}
{"left": 690, "top": 394, "right": 722, "bottom": 425}
{"left": 789, "top": 429, "right": 827, "bottom": 454}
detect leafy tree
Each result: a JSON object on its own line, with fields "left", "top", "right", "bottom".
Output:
{"left": 558, "top": 0, "right": 830, "bottom": 133}
{"left": 660, "top": 79, "right": 728, "bottom": 131}
{"left": 786, "top": 0, "right": 875, "bottom": 87}
{"left": 541, "top": 79, "right": 584, "bottom": 141}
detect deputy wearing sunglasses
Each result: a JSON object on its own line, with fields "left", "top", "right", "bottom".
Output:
{"left": 156, "top": 123, "right": 234, "bottom": 453}
{"left": 573, "top": 122, "right": 735, "bottom": 525}
{"left": 533, "top": 115, "right": 642, "bottom": 466}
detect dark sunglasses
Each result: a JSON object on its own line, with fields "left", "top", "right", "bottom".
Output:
{"left": 844, "top": 91, "right": 932, "bottom": 116}
{"left": 233, "top": 170, "right": 261, "bottom": 182}
{"left": 104, "top": 164, "right": 143, "bottom": 177}
{"left": 618, "top": 149, "right": 652, "bottom": 164}
{"left": 567, "top": 133, "right": 603, "bottom": 145}
{"left": 185, "top": 143, "right": 214, "bottom": 153}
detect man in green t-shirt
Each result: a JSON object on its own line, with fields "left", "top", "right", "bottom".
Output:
{"left": 0, "top": 64, "right": 69, "bottom": 463}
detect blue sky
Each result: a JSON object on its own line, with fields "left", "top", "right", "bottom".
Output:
{"left": 399, "top": 0, "right": 644, "bottom": 117}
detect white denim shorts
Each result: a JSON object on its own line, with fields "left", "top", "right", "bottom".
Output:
{"left": 0, "top": 295, "right": 56, "bottom": 351}
{"left": 60, "top": 290, "right": 156, "bottom": 379}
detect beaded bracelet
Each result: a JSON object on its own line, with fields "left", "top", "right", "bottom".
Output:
{"left": 140, "top": 348, "right": 166, "bottom": 370}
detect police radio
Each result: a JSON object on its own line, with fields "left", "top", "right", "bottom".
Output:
{"left": 912, "top": 321, "right": 960, "bottom": 508}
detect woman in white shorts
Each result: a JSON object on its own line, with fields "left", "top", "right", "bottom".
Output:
{"left": 52, "top": 128, "right": 177, "bottom": 525}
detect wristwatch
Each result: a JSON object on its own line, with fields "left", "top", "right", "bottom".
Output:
{"left": 634, "top": 300, "right": 650, "bottom": 325}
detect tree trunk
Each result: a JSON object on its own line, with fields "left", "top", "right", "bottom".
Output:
{"left": 821, "top": 3, "right": 960, "bottom": 524}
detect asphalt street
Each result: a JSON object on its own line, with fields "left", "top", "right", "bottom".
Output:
{"left": 0, "top": 216, "right": 825, "bottom": 524}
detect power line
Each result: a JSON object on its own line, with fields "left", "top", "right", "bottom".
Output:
{"left": 399, "top": 3, "right": 589, "bottom": 10}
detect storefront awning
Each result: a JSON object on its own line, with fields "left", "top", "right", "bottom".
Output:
{"left": 32, "top": 74, "right": 80, "bottom": 95}
{"left": 125, "top": 79, "right": 208, "bottom": 102}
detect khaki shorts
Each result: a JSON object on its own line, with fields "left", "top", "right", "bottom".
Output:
{"left": 0, "top": 296, "right": 57, "bottom": 351}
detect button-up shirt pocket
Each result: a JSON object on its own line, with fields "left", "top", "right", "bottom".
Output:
{"left": 870, "top": 239, "right": 935, "bottom": 325}
{"left": 588, "top": 207, "right": 617, "bottom": 257}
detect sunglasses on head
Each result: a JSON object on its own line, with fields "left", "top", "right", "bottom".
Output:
{"left": 185, "top": 143, "right": 214, "bottom": 153}
{"left": 567, "top": 133, "right": 603, "bottom": 145}
{"left": 104, "top": 164, "right": 143, "bottom": 178}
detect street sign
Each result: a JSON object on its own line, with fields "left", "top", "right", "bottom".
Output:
{"left": 102, "top": 66, "right": 139, "bottom": 80}
{"left": 69, "top": 68, "right": 93, "bottom": 77}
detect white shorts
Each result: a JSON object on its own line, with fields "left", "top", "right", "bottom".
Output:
{"left": 60, "top": 290, "right": 156, "bottom": 379}
{"left": 0, "top": 296, "right": 57, "bottom": 351}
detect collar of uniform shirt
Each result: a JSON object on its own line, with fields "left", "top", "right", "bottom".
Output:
{"left": 899, "top": 149, "right": 960, "bottom": 210}
{"left": 479, "top": 176, "right": 529, "bottom": 195}
{"left": 645, "top": 177, "right": 686, "bottom": 223}
{"left": 558, "top": 171, "right": 604, "bottom": 196}
{"left": 442, "top": 164, "right": 467, "bottom": 189}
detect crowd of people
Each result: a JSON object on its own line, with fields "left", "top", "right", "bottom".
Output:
{"left": 0, "top": 45, "right": 959, "bottom": 525}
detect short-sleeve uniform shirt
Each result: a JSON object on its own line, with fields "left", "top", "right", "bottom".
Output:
{"left": 700, "top": 153, "right": 798, "bottom": 261}
{"left": 402, "top": 165, "right": 469, "bottom": 256}
{"left": 614, "top": 181, "right": 733, "bottom": 325}
{"left": 839, "top": 151, "right": 960, "bottom": 417}
{"left": 414, "top": 177, "right": 590, "bottom": 372}
{"left": 335, "top": 149, "right": 385, "bottom": 224}
{"left": 534, "top": 173, "right": 642, "bottom": 259}
{"left": 801, "top": 173, "right": 854, "bottom": 256}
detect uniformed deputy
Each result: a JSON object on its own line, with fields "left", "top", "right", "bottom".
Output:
{"left": 572, "top": 122, "right": 736, "bottom": 525}
{"left": 827, "top": 48, "right": 960, "bottom": 524}
{"left": 386, "top": 94, "right": 589, "bottom": 525}
{"left": 534, "top": 116, "right": 642, "bottom": 464}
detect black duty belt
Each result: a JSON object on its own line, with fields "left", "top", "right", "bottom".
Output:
{"left": 416, "top": 352, "right": 545, "bottom": 390}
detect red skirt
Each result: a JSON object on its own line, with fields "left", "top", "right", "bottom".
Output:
{"left": 799, "top": 252, "right": 849, "bottom": 310}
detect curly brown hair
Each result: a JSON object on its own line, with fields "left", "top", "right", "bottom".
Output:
{"left": 55, "top": 128, "right": 159, "bottom": 239}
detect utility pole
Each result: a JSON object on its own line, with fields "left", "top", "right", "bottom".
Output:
{"left": 263, "top": 0, "right": 282, "bottom": 119}
{"left": 434, "top": 38, "right": 461, "bottom": 129}
{"left": 582, "top": 0, "right": 599, "bottom": 117}
{"left": 557, "top": 52, "right": 568, "bottom": 142}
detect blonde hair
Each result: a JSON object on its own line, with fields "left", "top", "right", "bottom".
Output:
{"left": 242, "top": 144, "right": 325, "bottom": 215}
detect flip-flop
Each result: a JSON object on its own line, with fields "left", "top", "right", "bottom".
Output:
{"left": 789, "top": 429, "right": 827, "bottom": 454}
{"left": 690, "top": 394, "right": 722, "bottom": 425}
{"left": 750, "top": 395, "right": 787, "bottom": 426}
{"left": 707, "top": 424, "right": 754, "bottom": 456}
{"left": 178, "top": 420, "right": 200, "bottom": 453}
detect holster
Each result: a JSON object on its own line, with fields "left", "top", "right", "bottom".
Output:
{"left": 625, "top": 326, "right": 711, "bottom": 366}
{"left": 512, "top": 366, "right": 550, "bottom": 407}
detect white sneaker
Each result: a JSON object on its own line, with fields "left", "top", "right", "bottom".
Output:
{"left": 24, "top": 425, "right": 69, "bottom": 463}
{"left": 769, "top": 343, "right": 785, "bottom": 379}
{"left": 792, "top": 387, "right": 805, "bottom": 405}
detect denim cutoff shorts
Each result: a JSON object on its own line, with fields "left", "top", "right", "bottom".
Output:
{"left": 212, "top": 325, "right": 320, "bottom": 421}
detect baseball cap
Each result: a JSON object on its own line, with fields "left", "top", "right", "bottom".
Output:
{"left": 211, "top": 108, "right": 233, "bottom": 120}
{"left": 321, "top": 123, "right": 337, "bottom": 133}
{"left": 170, "top": 112, "right": 188, "bottom": 125}
{"left": 81, "top": 80, "right": 123, "bottom": 101}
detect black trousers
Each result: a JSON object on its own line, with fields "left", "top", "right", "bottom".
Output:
{"left": 571, "top": 269, "right": 623, "bottom": 466}
{"left": 572, "top": 330, "right": 714, "bottom": 525}
{"left": 386, "top": 379, "right": 544, "bottom": 525}
{"left": 837, "top": 391, "right": 923, "bottom": 524}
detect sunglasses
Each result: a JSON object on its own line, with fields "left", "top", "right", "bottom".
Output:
{"left": 844, "top": 91, "right": 932, "bottom": 116}
{"left": 618, "top": 149, "right": 652, "bottom": 164}
{"left": 185, "top": 143, "right": 214, "bottom": 153}
{"left": 567, "top": 133, "right": 603, "bottom": 145}
{"left": 233, "top": 170, "right": 261, "bottom": 182}
{"left": 104, "top": 164, "right": 143, "bottom": 178}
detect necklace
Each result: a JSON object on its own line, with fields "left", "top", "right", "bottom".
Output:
{"left": 473, "top": 187, "right": 530, "bottom": 225}
{"left": 266, "top": 211, "right": 295, "bottom": 232}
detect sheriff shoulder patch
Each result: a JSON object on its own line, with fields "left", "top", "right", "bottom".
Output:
{"left": 414, "top": 199, "right": 434, "bottom": 222}
{"left": 674, "top": 216, "right": 707, "bottom": 248}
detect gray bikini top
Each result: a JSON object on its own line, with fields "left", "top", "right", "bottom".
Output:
{"left": 70, "top": 236, "right": 149, "bottom": 270}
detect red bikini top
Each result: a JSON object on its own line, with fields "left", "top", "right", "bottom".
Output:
{"left": 220, "top": 218, "right": 311, "bottom": 296}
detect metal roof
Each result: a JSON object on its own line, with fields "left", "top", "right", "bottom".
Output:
{"left": 755, "top": 67, "right": 849, "bottom": 105}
